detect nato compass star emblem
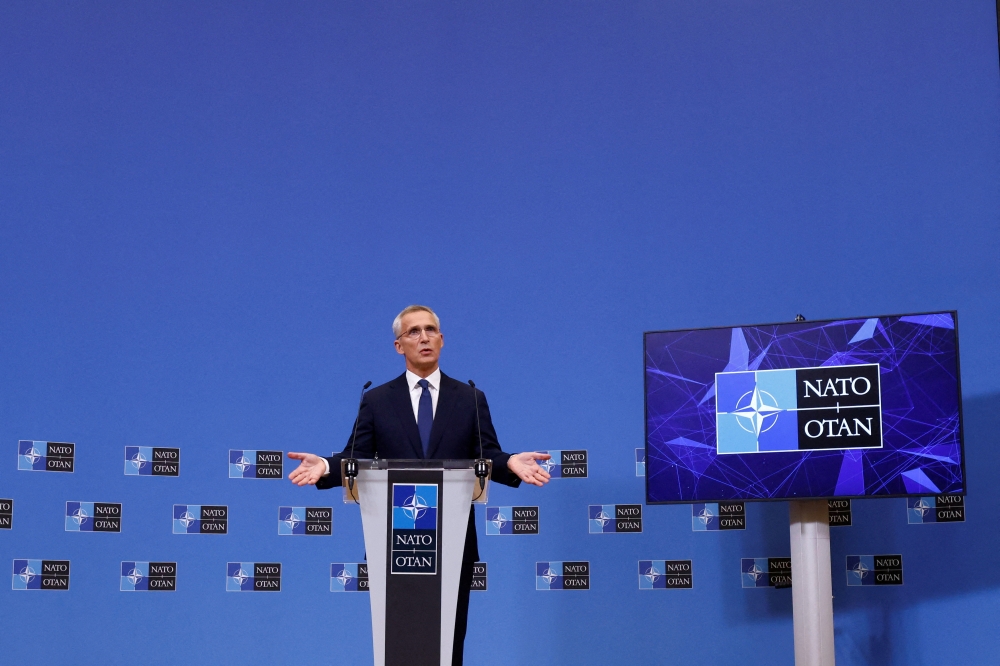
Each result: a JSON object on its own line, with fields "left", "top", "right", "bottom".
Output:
{"left": 698, "top": 505, "right": 715, "bottom": 526}
{"left": 24, "top": 446, "right": 42, "bottom": 466}
{"left": 747, "top": 562, "right": 766, "bottom": 582}
{"left": 126, "top": 568, "right": 143, "bottom": 586}
{"left": 913, "top": 498, "right": 933, "bottom": 518}
{"left": 733, "top": 387, "right": 783, "bottom": 435}
{"left": 851, "top": 560, "right": 870, "bottom": 582}
{"left": 539, "top": 458, "right": 556, "bottom": 474}
{"left": 594, "top": 510, "right": 612, "bottom": 529}
{"left": 232, "top": 568, "right": 250, "bottom": 587}
{"left": 491, "top": 511, "right": 508, "bottom": 531}
{"left": 129, "top": 450, "right": 148, "bottom": 472}
{"left": 72, "top": 506, "right": 89, "bottom": 526}
{"left": 18, "top": 565, "right": 37, "bottom": 585}
{"left": 178, "top": 511, "right": 197, "bottom": 529}
{"left": 541, "top": 568, "right": 559, "bottom": 586}
{"left": 235, "top": 456, "right": 254, "bottom": 474}
{"left": 402, "top": 494, "right": 429, "bottom": 521}
{"left": 335, "top": 569, "right": 353, "bottom": 587}
{"left": 283, "top": 513, "right": 301, "bottom": 531}
{"left": 644, "top": 565, "right": 661, "bottom": 585}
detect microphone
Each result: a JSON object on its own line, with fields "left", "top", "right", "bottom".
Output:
{"left": 468, "top": 380, "right": 489, "bottom": 492}
{"left": 345, "top": 380, "right": 373, "bottom": 494}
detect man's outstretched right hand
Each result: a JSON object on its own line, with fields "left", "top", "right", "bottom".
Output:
{"left": 287, "top": 452, "right": 327, "bottom": 486}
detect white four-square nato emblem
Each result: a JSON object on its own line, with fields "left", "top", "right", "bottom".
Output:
{"left": 330, "top": 563, "right": 368, "bottom": 592}
{"left": 229, "top": 449, "right": 283, "bottom": 479}
{"left": 18, "top": 441, "right": 74, "bottom": 472}
{"left": 278, "top": 506, "right": 332, "bottom": 535}
{"left": 536, "top": 561, "right": 589, "bottom": 590}
{"left": 173, "top": 505, "right": 228, "bottom": 534}
{"left": 124, "top": 446, "right": 180, "bottom": 476}
{"left": 638, "top": 560, "right": 692, "bottom": 589}
{"left": 12, "top": 559, "right": 70, "bottom": 590}
{"left": 390, "top": 483, "right": 438, "bottom": 575}
{"left": 65, "top": 501, "right": 121, "bottom": 532}
{"left": 228, "top": 562, "right": 281, "bottom": 591}
{"left": 121, "top": 562, "right": 177, "bottom": 591}
{"left": 485, "top": 506, "right": 539, "bottom": 535}
{"left": 538, "top": 450, "right": 588, "bottom": 478}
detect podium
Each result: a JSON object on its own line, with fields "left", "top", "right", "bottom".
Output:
{"left": 342, "top": 459, "right": 490, "bottom": 666}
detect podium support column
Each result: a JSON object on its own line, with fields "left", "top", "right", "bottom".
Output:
{"left": 789, "top": 500, "right": 835, "bottom": 666}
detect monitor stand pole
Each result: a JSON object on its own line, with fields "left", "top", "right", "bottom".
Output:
{"left": 789, "top": 500, "right": 836, "bottom": 666}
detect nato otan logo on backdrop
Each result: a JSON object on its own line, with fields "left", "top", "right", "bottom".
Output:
{"left": 538, "top": 450, "right": 588, "bottom": 478}
{"left": 635, "top": 448, "right": 645, "bottom": 476}
{"left": 716, "top": 364, "right": 882, "bottom": 454}
{"left": 536, "top": 561, "right": 590, "bottom": 590}
{"left": 18, "top": 440, "right": 74, "bottom": 472}
{"left": 847, "top": 555, "right": 903, "bottom": 586}
{"left": 692, "top": 502, "right": 746, "bottom": 531}
{"left": 227, "top": 562, "right": 281, "bottom": 591}
{"left": 828, "top": 499, "right": 852, "bottom": 526}
{"left": 0, "top": 499, "right": 12, "bottom": 529}
{"left": 12, "top": 560, "right": 70, "bottom": 590}
{"left": 173, "top": 505, "right": 228, "bottom": 534}
{"left": 330, "top": 563, "right": 368, "bottom": 592}
{"left": 121, "top": 562, "right": 177, "bottom": 591}
{"left": 229, "top": 449, "right": 283, "bottom": 479}
{"left": 639, "top": 560, "right": 693, "bottom": 589}
{"left": 908, "top": 495, "right": 965, "bottom": 523}
{"left": 124, "top": 446, "right": 180, "bottom": 476}
{"left": 741, "top": 558, "right": 792, "bottom": 588}
{"left": 470, "top": 562, "right": 487, "bottom": 591}
{"left": 588, "top": 504, "right": 642, "bottom": 533}
{"left": 391, "top": 483, "right": 438, "bottom": 575}
{"left": 65, "top": 502, "right": 121, "bottom": 532}
{"left": 278, "top": 507, "right": 332, "bottom": 535}
{"left": 485, "top": 506, "right": 539, "bottom": 535}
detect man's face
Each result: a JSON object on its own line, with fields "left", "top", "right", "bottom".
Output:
{"left": 394, "top": 310, "right": 444, "bottom": 375}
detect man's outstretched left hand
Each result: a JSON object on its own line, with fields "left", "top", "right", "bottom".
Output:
{"left": 507, "top": 451, "right": 552, "bottom": 487}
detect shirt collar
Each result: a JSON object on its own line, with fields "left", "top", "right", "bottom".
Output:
{"left": 406, "top": 368, "right": 441, "bottom": 391}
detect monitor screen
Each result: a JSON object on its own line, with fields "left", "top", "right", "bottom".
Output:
{"left": 644, "top": 312, "right": 965, "bottom": 503}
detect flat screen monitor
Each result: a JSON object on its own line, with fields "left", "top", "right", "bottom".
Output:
{"left": 644, "top": 312, "right": 965, "bottom": 503}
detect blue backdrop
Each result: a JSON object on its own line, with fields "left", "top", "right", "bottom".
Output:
{"left": 1, "top": 2, "right": 998, "bottom": 665}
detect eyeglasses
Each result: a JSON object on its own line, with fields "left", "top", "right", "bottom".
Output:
{"left": 398, "top": 326, "right": 441, "bottom": 340}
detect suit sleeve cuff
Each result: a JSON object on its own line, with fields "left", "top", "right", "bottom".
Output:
{"left": 322, "top": 458, "right": 330, "bottom": 476}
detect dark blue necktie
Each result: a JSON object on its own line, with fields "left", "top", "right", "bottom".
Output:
{"left": 417, "top": 379, "right": 433, "bottom": 456}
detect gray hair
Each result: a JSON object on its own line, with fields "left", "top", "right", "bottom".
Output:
{"left": 392, "top": 305, "right": 441, "bottom": 338}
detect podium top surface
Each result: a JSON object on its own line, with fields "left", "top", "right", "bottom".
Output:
{"left": 352, "top": 458, "right": 482, "bottom": 471}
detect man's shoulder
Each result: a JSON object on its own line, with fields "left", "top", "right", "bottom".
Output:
{"left": 364, "top": 374, "right": 407, "bottom": 401}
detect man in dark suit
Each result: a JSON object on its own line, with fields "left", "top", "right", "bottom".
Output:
{"left": 288, "top": 305, "right": 550, "bottom": 666}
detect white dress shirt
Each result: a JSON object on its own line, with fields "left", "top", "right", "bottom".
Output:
{"left": 322, "top": 368, "right": 441, "bottom": 476}
{"left": 406, "top": 367, "right": 441, "bottom": 422}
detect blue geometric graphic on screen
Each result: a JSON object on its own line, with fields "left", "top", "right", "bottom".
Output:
{"left": 638, "top": 560, "right": 666, "bottom": 589}
{"left": 485, "top": 507, "right": 512, "bottom": 535}
{"left": 846, "top": 555, "right": 875, "bottom": 586}
{"left": 849, "top": 318, "right": 880, "bottom": 343}
{"left": 124, "top": 447, "right": 152, "bottom": 475}
{"left": 535, "top": 562, "right": 562, "bottom": 590}
{"left": 279, "top": 507, "right": 306, "bottom": 535}
{"left": 901, "top": 468, "right": 941, "bottom": 494}
{"left": 12, "top": 559, "right": 41, "bottom": 590}
{"left": 65, "top": 502, "right": 94, "bottom": 532}
{"left": 120, "top": 562, "right": 148, "bottom": 591}
{"left": 907, "top": 497, "right": 937, "bottom": 524}
{"left": 588, "top": 505, "right": 616, "bottom": 533}
{"left": 635, "top": 448, "right": 645, "bottom": 476}
{"left": 391, "top": 484, "right": 437, "bottom": 531}
{"left": 645, "top": 312, "right": 963, "bottom": 501}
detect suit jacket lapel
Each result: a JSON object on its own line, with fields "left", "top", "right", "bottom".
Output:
{"left": 426, "top": 372, "right": 456, "bottom": 459}
{"left": 389, "top": 373, "right": 425, "bottom": 459}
